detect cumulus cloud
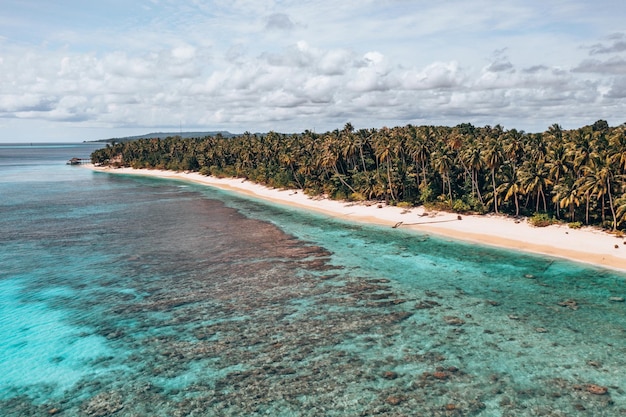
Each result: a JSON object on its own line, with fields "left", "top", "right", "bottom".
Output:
{"left": 347, "top": 51, "right": 395, "bottom": 92}
{"left": 401, "top": 61, "right": 464, "bottom": 90}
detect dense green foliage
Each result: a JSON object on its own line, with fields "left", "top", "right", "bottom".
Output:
{"left": 91, "top": 121, "right": 626, "bottom": 231}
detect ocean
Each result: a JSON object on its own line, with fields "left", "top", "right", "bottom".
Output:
{"left": 1, "top": 142, "right": 625, "bottom": 416}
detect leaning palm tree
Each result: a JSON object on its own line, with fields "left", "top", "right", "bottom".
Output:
{"left": 320, "top": 134, "right": 357, "bottom": 196}
{"left": 615, "top": 195, "right": 626, "bottom": 228}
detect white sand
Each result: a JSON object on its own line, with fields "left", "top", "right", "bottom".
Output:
{"left": 88, "top": 165, "right": 626, "bottom": 273}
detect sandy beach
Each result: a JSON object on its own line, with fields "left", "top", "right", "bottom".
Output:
{"left": 88, "top": 165, "right": 626, "bottom": 273}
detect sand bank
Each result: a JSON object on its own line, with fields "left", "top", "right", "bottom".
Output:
{"left": 88, "top": 165, "right": 626, "bottom": 273}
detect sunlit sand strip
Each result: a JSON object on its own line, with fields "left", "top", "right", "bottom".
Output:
{"left": 87, "top": 165, "right": 626, "bottom": 273}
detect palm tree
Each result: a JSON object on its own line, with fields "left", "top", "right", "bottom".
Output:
{"left": 520, "top": 159, "right": 553, "bottom": 213}
{"left": 608, "top": 127, "right": 626, "bottom": 174}
{"left": 577, "top": 156, "right": 619, "bottom": 230}
{"left": 373, "top": 129, "right": 398, "bottom": 201}
{"left": 432, "top": 149, "right": 454, "bottom": 206}
{"left": 461, "top": 143, "right": 484, "bottom": 204}
{"left": 484, "top": 141, "right": 504, "bottom": 214}
{"left": 552, "top": 179, "right": 580, "bottom": 221}
{"left": 497, "top": 165, "right": 525, "bottom": 216}
{"left": 408, "top": 130, "right": 432, "bottom": 189}
{"left": 547, "top": 143, "right": 571, "bottom": 218}
{"left": 320, "top": 134, "right": 357, "bottom": 196}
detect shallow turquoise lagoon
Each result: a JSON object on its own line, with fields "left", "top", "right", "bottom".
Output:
{"left": 0, "top": 143, "right": 624, "bottom": 416}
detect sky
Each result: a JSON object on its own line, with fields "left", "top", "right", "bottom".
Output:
{"left": 1, "top": 1, "right": 626, "bottom": 142}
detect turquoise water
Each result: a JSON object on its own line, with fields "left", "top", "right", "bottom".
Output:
{"left": 0, "top": 143, "right": 625, "bottom": 416}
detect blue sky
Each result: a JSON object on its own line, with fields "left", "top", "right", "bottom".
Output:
{"left": 1, "top": 0, "right": 625, "bottom": 142}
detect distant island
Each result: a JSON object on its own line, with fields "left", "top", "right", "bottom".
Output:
{"left": 89, "top": 131, "right": 245, "bottom": 143}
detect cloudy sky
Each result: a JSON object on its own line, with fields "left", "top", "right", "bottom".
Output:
{"left": 1, "top": 0, "right": 626, "bottom": 141}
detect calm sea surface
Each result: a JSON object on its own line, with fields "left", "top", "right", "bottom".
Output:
{"left": 1, "top": 143, "right": 625, "bottom": 416}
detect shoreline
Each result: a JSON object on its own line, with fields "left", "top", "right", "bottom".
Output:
{"left": 87, "top": 165, "right": 626, "bottom": 273}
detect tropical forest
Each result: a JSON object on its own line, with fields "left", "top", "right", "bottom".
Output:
{"left": 91, "top": 120, "right": 626, "bottom": 231}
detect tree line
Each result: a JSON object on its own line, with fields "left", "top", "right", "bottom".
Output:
{"left": 91, "top": 120, "right": 626, "bottom": 231}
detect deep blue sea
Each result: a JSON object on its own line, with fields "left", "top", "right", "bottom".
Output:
{"left": 1, "top": 142, "right": 625, "bottom": 416}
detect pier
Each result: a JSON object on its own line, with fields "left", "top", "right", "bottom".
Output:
{"left": 66, "top": 157, "right": 90, "bottom": 165}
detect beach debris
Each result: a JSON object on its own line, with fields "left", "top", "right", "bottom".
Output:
{"left": 524, "top": 273, "right": 536, "bottom": 279}
{"left": 585, "top": 384, "right": 608, "bottom": 395}
{"left": 392, "top": 221, "right": 403, "bottom": 228}
{"left": 557, "top": 299, "right": 579, "bottom": 310}
{"left": 48, "top": 408, "right": 61, "bottom": 415}
{"left": 609, "top": 296, "right": 625, "bottom": 302}
{"left": 443, "top": 316, "right": 465, "bottom": 326}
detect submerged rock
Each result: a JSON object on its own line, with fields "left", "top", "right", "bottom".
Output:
{"left": 382, "top": 371, "right": 398, "bottom": 380}
{"left": 432, "top": 371, "right": 449, "bottom": 380}
{"left": 585, "top": 384, "right": 608, "bottom": 395}
{"left": 557, "top": 299, "right": 579, "bottom": 310}
{"left": 443, "top": 316, "right": 465, "bottom": 326}
{"left": 415, "top": 299, "right": 441, "bottom": 309}
{"left": 385, "top": 395, "right": 403, "bottom": 405}
{"left": 385, "top": 311, "right": 412, "bottom": 323}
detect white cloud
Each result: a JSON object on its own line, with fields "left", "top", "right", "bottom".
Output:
{"left": 401, "top": 61, "right": 464, "bottom": 90}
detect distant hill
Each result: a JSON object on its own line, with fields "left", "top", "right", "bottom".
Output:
{"left": 91, "top": 131, "right": 240, "bottom": 143}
